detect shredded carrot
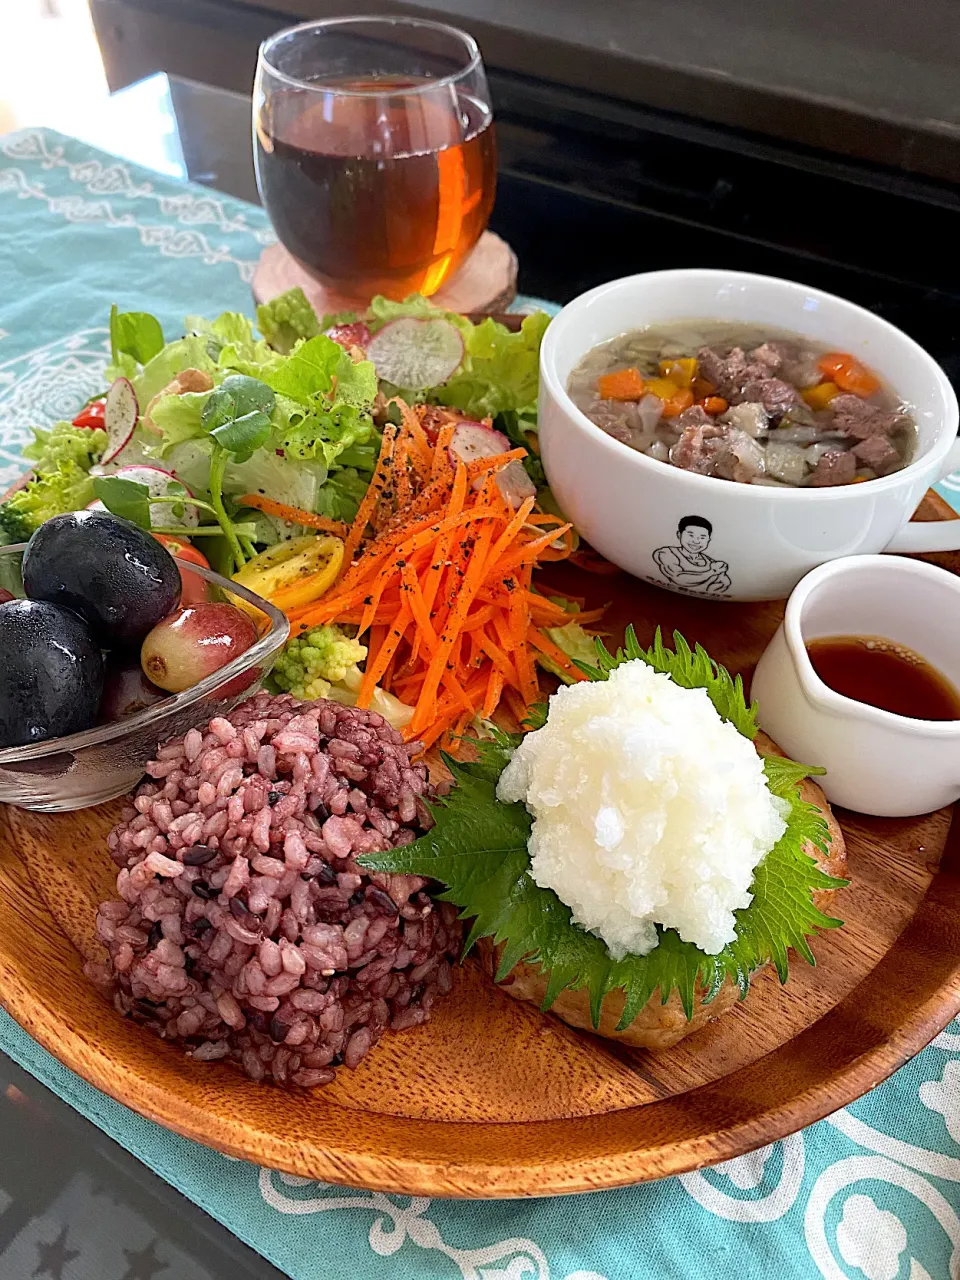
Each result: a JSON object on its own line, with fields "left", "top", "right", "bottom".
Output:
{"left": 431, "top": 423, "right": 456, "bottom": 480}
{"left": 238, "top": 494, "right": 348, "bottom": 538}
{"left": 342, "top": 423, "right": 397, "bottom": 565}
{"left": 527, "top": 626, "right": 589, "bottom": 682}
{"left": 255, "top": 400, "right": 601, "bottom": 744}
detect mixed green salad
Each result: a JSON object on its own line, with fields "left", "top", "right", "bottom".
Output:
{"left": 0, "top": 289, "right": 550, "bottom": 578}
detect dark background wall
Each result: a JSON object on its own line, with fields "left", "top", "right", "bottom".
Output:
{"left": 90, "top": 0, "right": 960, "bottom": 182}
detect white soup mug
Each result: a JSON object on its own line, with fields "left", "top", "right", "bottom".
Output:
{"left": 539, "top": 270, "right": 960, "bottom": 601}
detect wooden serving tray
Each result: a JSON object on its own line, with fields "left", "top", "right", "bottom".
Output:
{"left": 0, "top": 492, "right": 958, "bottom": 1198}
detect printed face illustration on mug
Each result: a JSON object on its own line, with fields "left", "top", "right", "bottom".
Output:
{"left": 653, "top": 517, "right": 731, "bottom": 596}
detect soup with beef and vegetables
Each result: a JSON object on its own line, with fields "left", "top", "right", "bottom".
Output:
{"left": 566, "top": 321, "right": 918, "bottom": 487}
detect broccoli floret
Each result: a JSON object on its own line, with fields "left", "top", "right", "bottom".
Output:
{"left": 0, "top": 461, "right": 97, "bottom": 541}
{"left": 256, "top": 287, "right": 320, "bottom": 355}
{"left": 271, "top": 625, "right": 368, "bottom": 701}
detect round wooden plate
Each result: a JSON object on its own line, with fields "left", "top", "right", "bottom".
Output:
{"left": 1, "top": 493, "right": 959, "bottom": 1198}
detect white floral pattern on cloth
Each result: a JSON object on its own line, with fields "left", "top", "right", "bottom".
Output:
{"left": 919, "top": 1062, "right": 960, "bottom": 1144}
{"left": 1, "top": 127, "right": 960, "bottom": 1280}
{"left": 258, "top": 1172, "right": 610, "bottom": 1280}
{"left": 835, "top": 1195, "right": 908, "bottom": 1280}
{"left": 0, "top": 129, "right": 273, "bottom": 284}
{"left": 0, "top": 328, "right": 109, "bottom": 488}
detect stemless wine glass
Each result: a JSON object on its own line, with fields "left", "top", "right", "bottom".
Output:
{"left": 254, "top": 16, "right": 497, "bottom": 301}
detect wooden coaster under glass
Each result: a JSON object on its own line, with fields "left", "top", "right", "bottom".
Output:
{"left": 252, "top": 231, "right": 518, "bottom": 316}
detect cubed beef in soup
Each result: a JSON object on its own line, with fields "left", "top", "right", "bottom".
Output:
{"left": 852, "top": 435, "right": 902, "bottom": 475}
{"left": 669, "top": 417, "right": 722, "bottom": 473}
{"left": 674, "top": 405, "right": 715, "bottom": 430}
{"left": 697, "top": 344, "right": 791, "bottom": 400}
{"left": 736, "top": 378, "right": 802, "bottom": 413}
{"left": 809, "top": 450, "right": 857, "bottom": 486}
{"left": 747, "top": 342, "right": 786, "bottom": 373}
{"left": 586, "top": 400, "right": 641, "bottom": 445}
{"left": 830, "top": 394, "right": 905, "bottom": 440}
{"left": 696, "top": 346, "right": 759, "bottom": 398}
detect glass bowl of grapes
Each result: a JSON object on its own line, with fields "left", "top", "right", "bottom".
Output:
{"left": 0, "top": 513, "right": 289, "bottom": 812}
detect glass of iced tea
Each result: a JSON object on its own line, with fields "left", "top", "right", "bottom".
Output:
{"left": 254, "top": 16, "right": 497, "bottom": 300}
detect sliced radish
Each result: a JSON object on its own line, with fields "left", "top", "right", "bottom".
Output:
{"left": 102, "top": 377, "right": 138, "bottom": 463}
{"left": 494, "top": 459, "right": 537, "bottom": 508}
{"left": 449, "top": 422, "right": 536, "bottom": 509}
{"left": 113, "top": 465, "right": 201, "bottom": 528}
{"left": 366, "top": 317, "right": 464, "bottom": 389}
{"left": 448, "top": 422, "right": 511, "bottom": 466}
{"left": 325, "top": 321, "right": 371, "bottom": 353}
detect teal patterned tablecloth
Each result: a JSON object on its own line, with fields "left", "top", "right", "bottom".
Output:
{"left": 2, "top": 127, "right": 960, "bottom": 1280}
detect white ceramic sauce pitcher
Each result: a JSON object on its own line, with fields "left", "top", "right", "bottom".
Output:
{"left": 751, "top": 556, "right": 960, "bottom": 816}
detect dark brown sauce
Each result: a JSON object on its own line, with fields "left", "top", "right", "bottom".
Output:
{"left": 806, "top": 635, "right": 960, "bottom": 721}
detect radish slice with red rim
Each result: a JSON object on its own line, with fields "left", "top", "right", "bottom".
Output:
{"left": 449, "top": 422, "right": 536, "bottom": 509}
{"left": 102, "top": 377, "right": 138, "bottom": 463}
{"left": 448, "top": 422, "right": 511, "bottom": 466}
{"left": 366, "top": 318, "right": 464, "bottom": 389}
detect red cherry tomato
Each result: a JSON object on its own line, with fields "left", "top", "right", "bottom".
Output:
{"left": 72, "top": 401, "right": 106, "bottom": 429}
{"left": 153, "top": 534, "right": 210, "bottom": 606}
{"left": 324, "top": 322, "right": 371, "bottom": 353}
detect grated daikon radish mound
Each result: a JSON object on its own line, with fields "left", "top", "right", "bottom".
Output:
{"left": 483, "top": 725, "right": 844, "bottom": 1051}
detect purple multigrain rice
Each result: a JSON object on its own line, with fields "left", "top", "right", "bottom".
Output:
{"left": 84, "top": 693, "right": 460, "bottom": 1089}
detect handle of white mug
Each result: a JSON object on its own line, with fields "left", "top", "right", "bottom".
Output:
{"left": 885, "top": 437, "right": 960, "bottom": 554}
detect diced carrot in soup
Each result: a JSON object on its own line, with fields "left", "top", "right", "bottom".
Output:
{"left": 597, "top": 367, "right": 646, "bottom": 401}
{"left": 698, "top": 396, "right": 728, "bottom": 416}
{"left": 817, "top": 353, "right": 880, "bottom": 397}
{"left": 644, "top": 378, "right": 693, "bottom": 417}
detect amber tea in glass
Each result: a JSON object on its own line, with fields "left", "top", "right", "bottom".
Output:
{"left": 254, "top": 18, "right": 497, "bottom": 300}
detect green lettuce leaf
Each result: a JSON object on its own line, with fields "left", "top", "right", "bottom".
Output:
{"left": 442, "top": 312, "right": 551, "bottom": 420}
{"left": 132, "top": 336, "right": 217, "bottom": 407}
{"left": 264, "top": 334, "right": 376, "bottom": 406}
{"left": 148, "top": 391, "right": 209, "bottom": 449}
{"left": 365, "top": 295, "right": 550, "bottom": 419}
{"left": 535, "top": 600, "right": 600, "bottom": 685}
{"left": 110, "top": 306, "right": 165, "bottom": 366}
{"left": 360, "top": 627, "right": 845, "bottom": 1027}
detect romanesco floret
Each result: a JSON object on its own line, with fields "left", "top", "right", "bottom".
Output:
{"left": 23, "top": 421, "right": 107, "bottom": 473}
{"left": 0, "top": 420, "right": 108, "bottom": 541}
{"left": 271, "top": 625, "right": 367, "bottom": 701}
{"left": 256, "top": 287, "right": 320, "bottom": 356}
{"left": 0, "top": 460, "right": 99, "bottom": 541}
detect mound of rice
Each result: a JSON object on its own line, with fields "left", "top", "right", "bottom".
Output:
{"left": 85, "top": 693, "right": 460, "bottom": 1088}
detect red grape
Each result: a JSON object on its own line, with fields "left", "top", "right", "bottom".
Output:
{"left": 141, "top": 602, "right": 257, "bottom": 693}
{"left": 98, "top": 659, "right": 167, "bottom": 723}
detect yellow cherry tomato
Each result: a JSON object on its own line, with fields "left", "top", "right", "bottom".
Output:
{"left": 232, "top": 535, "right": 344, "bottom": 613}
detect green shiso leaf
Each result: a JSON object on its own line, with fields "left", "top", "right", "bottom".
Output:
{"left": 359, "top": 628, "right": 847, "bottom": 1028}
